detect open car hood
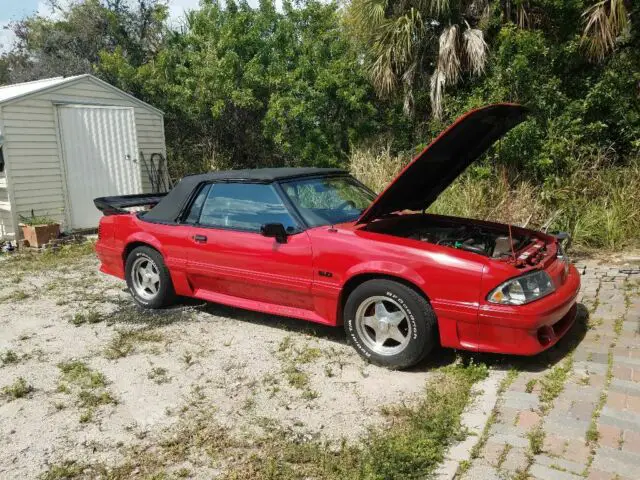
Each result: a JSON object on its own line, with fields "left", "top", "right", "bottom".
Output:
{"left": 356, "top": 103, "right": 528, "bottom": 224}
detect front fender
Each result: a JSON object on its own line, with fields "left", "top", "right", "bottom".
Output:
{"left": 343, "top": 261, "right": 429, "bottom": 295}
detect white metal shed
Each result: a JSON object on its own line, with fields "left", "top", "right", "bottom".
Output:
{"left": 0, "top": 74, "right": 166, "bottom": 239}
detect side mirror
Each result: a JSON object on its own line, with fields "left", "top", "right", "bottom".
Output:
{"left": 260, "top": 223, "right": 288, "bottom": 243}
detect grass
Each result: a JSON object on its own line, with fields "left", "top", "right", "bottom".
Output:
{"left": 276, "top": 337, "right": 324, "bottom": 400}
{"left": 1, "top": 349, "right": 20, "bottom": 366}
{"left": 294, "top": 345, "right": 322, "bottom": 364}
{"left": 497, "top": 444, "right": 511, "bottom": 469}
{"left": 527, "top": 423, "right": 545, "bottom": 455}
{"left": 42, "top": 362, "right": 489, "bottom": 480}
{"left": 2, "top": 377, "right": 34, "bottom": 400}
{"left": 587, "top": 329, "right": 620, "bottom": 447}
{"left": 283, "top": 365, "right": 310, "bottom": 390}
{"left": 57, "top": 360, "right": 116, "bottom": 423}
{"left": 1, "top": 241, "right": 95, "bottom": 274}
{"left": 0, "top": 289, "right": 31, "bottom": 303}
{"left": 69, "top": 310, "right": 104, "bottom": 327}
{"left": 525, "top": 379, "right": 537, "bottom": 393}
{"left": 148, "top": 366, "right": 171, "bottom": 384}
{"left": 39, "top": 461, "right": 85, "bottom": 480}
{"left": 462, "top": 368, "right": 518, "bottom": 474}
{"left": 350, "top": 148, "right": 640, "bottom": 251}
{"left": 104, "top": 328, "right": 165, "bottom": 359}
{"left": 58, "top": 361, "right": 107, "bottom": 389}
{"left": 539, "top": 356, "right": 573, "bottom": 413}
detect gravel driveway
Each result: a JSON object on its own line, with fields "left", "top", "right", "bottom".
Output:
{"left": 0, "top": 248, "right": 435, "bottom": 479}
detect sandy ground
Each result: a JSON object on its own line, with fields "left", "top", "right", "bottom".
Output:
{"left": 0, "top": 252, "right": 436, "bottom": 478}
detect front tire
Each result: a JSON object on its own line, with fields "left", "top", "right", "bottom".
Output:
{"left": 344, "top": 279, "right": 436, "bottom": 369}
{"left": 125, "top": 246, "right": 176, "bottom": 309}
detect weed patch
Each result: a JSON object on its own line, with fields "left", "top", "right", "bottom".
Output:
{"left": 69, "top": 311, "right": 104, "bottom": 327}
{"left": 57, "top": 361, "right": 116, "bottom": 422}
{"left": 0, "top": 349, "right": 20, "bottom": 366}
{"left": 148, "top": 366, "right": 171, "bottom": 384}
{"left": 3, "top": 242, "right": 95, "bottom": 275}
{"left": 41, "top": 362, "right": 488, "bottom": 479}
{"left": 539, "top": 356, "right": 573, "bottom": 413}
{"left": 527, "top": 424, "right": 545, "bottom": 455}
{"left": 104, "top": 328, "right": 165, "bottom": 359}
{"left": 58, "top": 361, "right": 107, "bottom": 389}
{"left": 0, "top": 289, "right": 30, "bottom": 303}
{"left": 283, "top": 365, "right": 310, "bottom": 390}
{"left": 2, "top": 377, "right": 34, "bottom": 400}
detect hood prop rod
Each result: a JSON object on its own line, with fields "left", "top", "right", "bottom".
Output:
{"left": 508, "top": 223, "right": 516, "bottom": 263}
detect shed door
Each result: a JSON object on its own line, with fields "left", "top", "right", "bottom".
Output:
{"left": 57, "top": 105, "right": 141, "bottom": 229}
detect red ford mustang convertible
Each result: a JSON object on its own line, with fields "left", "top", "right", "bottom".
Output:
{"left": 95, "top": 104, "right": 580, "bottom": 369}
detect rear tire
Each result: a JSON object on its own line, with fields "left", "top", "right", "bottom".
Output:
{"left": 125, "top": 246, "right": 176, "bottom": 309}
{"left": 343, "top": 279, "right": 436, "bottom": 369}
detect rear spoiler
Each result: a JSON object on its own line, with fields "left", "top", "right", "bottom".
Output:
{"left": 93, "top": 193, "right": 168, "bottom": 216}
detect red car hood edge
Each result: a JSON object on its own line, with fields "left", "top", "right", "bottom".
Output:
{"left": 356, "top": 103, "right": 529, "bottom": 225}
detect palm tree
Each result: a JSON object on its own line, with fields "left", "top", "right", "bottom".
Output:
{"left": 348, "top": 0, "right": 490, "bottom": 119}
{"left": 581, "top": 0, "right": 632, "bottom": 62}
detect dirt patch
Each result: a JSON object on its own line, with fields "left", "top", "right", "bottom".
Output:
{"left": 0, "top": 252, "right": 436, "bottom": 478}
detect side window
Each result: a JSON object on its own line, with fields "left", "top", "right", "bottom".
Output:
{"left": 184, "top": 184, "right": 211, "bottom": 224}
{"left": 198, "top": 183, "right": 298, "bottom": 232}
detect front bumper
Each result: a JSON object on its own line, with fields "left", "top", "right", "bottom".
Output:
{"left": 474, "top": 263, "right": 581, "bottom": 355}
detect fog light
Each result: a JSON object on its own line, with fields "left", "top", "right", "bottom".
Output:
{"left": 537, "top": 326, "right": 553, "bottom": 346}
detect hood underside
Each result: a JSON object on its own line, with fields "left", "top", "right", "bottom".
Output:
{"left": 357, "top": 103, "right": 528, "bottom": 224}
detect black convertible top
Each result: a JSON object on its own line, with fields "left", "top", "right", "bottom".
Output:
{"left": 143, "top": 167, "right": 346, "bottom": 223}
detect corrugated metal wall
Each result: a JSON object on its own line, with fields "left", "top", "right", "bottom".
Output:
{"left": 57, "top": 105, "right": 141, "bottom": 230}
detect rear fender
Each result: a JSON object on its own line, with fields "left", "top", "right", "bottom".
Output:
{"left": 123, "top": 232, "right": 165, "bottom": 259}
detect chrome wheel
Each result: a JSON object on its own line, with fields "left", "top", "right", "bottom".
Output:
{"left": 131, "top": 256, "right": 161, "bottom": 300}
{"left": 354, "top": 296, "right": 412, "bottom": 356}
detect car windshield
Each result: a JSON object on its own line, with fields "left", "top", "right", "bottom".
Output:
{"left": 282, "top": 175, "right": 376, "bottom": 227}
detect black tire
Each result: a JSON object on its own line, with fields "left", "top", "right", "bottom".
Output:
{"left": 125, "top": 246, "right": 176, "bottom": 309}
{"left": 343, "top": 279, "right": 436, "bottom": 369}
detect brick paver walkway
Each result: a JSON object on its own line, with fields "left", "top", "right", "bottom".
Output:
{"left": 457, "top": 260, "right": 640, "bottom": 480}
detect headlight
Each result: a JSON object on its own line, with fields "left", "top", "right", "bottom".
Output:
{"left": 487, "top": 270, "right": 555, "bottom": 305}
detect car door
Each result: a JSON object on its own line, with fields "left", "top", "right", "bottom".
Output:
{"left": 184, "top": 182, "right": 315, "bottom": 310}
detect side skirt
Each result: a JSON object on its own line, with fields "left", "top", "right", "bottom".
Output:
{"left": 192, "top": 288, "right": 334, "bottom": 326}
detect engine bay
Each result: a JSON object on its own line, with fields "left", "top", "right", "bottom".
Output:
{"left": 405, "top": 225, "right": 531, "bottom": 258}
{"left": 367, "top": 216, "right": 533, "bottom": 259}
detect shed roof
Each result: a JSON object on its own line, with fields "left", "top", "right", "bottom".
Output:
{"left": 0, "top": 74, "right": 163, "bottom": 115}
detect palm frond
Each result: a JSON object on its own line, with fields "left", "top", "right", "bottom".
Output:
{"left": 369, "top": 8, "right": 424, "bottom": 96}
{"left": 463, "top": 23, "right": 488, "bottom": 76}
{"left": 353, "top": 0, "right": 389, "bottom": 29}
{"left": 582, "top": 0, "right": 630, "bottom": 62}
{"left": 402, "top": 62, "right": 416, "bottom": 116}
{"left": 370, "top": 50, "right": 397, "bottom": 97}
{"left": 430, "top": 68, "right": 446, "bottom": 119}
{"left": 415, "top": 0, "right": 451, "bottom": 16}
{"left": 437, "top": 25, "right": 460, "bottom": 83}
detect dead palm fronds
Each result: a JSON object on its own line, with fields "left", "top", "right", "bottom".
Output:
{"left": 437, "top": 25, "right": 461, "bottom": 83}
{"left": 430, "top": 69, "right": 446, "bottom": 120}
{"left": 349, "top": 0, "right": 490, "bottom": 119}
{"left": 429, "top": 22, "right": 488, "bottom": 119}
{"left": 581, "top": 0, "right": 630, "bottom": 62}
{"left": 462, "top": 22, "right": 488, "bottom": 76}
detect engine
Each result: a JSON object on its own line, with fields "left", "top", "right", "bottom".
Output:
{"left": 404, "top": 225, "right": 527, "bottom": 258}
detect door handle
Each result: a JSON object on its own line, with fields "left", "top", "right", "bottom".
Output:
{"left": 192, "top": 234, "right": 207, "bottom": 243}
